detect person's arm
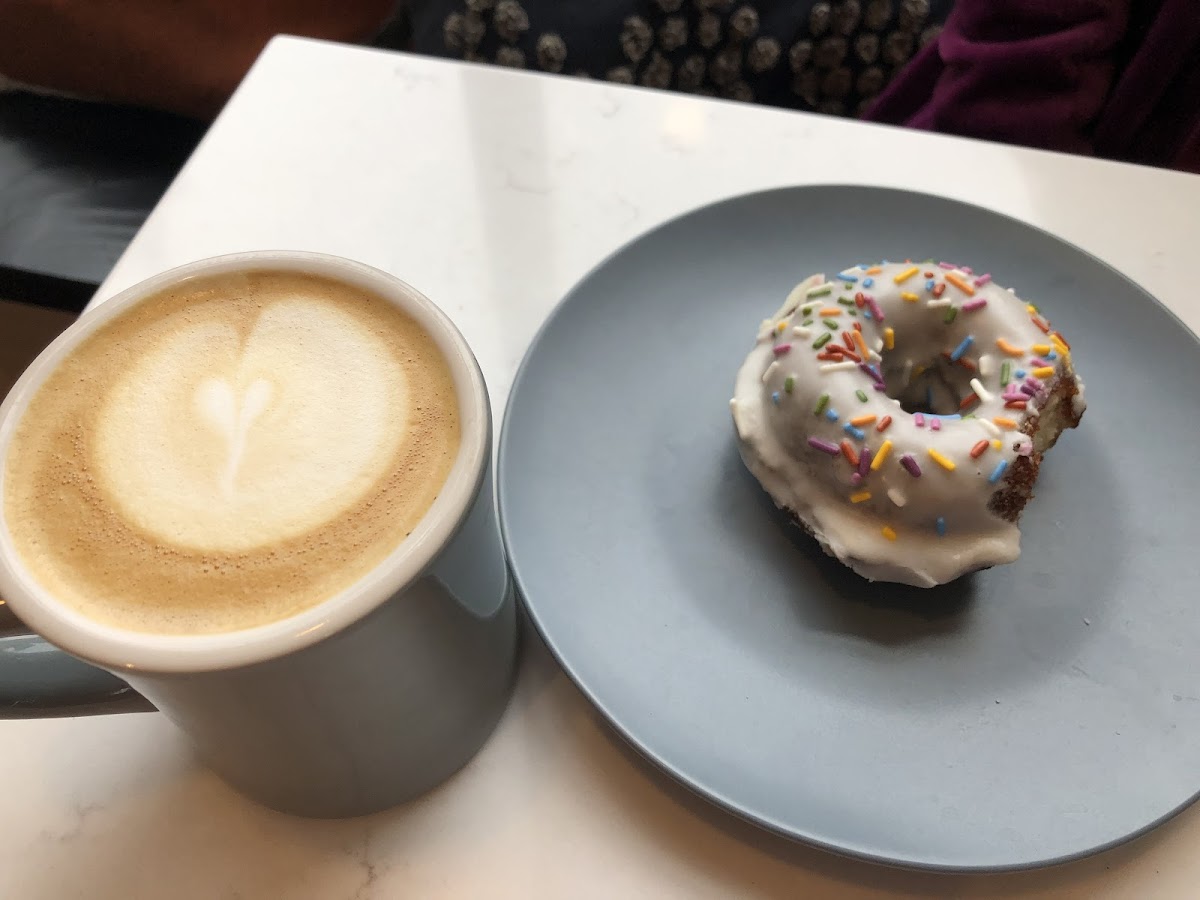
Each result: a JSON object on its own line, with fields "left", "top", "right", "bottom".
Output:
{"left": 0, "top": 0, "right": 397, "bottom": 118}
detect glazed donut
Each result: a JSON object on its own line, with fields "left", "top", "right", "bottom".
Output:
{"left": 730, "top": 260, "right": 1086, "bottom": 587}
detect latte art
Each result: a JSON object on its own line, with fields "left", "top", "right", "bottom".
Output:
{"left": 3, "top": 270, "right": 461, "bottom": 635}
{"left": 94, "top": 297, "right": 407, "bottom": 552}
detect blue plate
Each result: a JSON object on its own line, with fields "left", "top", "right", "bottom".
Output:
{"left": 497, "top": 186, "right": 1200, "bottom": 871}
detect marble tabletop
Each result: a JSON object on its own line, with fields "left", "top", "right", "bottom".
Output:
{"left": 4, "top": 35, "right": 1200, "bottom": 899}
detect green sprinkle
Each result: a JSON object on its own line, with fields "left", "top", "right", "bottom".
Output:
{"left": 847, "top": 308, "right": 857, "bottom": 316}
{"left": 802, "top": 319, "right": 813, "bottom": 328}
{"left": 814, "top": 393, "right": 830, "bottom": 415}
{"left": 838, "top": 296, "right": 855, "bottom": 306}
{"left": 824, "top": 318, "right": 839, "bottom": 330}
{"left": 855, "top": 389, "right": 868, "bottom": 403}
{"left": 801, "top": 302, "right": 821, "bottom": 315}
{"left": 784, "top": 376, "right": 795, "bottom": 394}
{"left": 962, "top": 413, "right": 977, "bottom": 420}
{"left": 943, "top": 307, "right": 958, "bottom": 325}
{"left": 1001, "top": 360, "right": 1012, "bottom": 386}
{"left": 807, "top": 285, "right": 833, "bottom": 298}
{"left": 812, "top": 332, "right": 832, "bottom": 349}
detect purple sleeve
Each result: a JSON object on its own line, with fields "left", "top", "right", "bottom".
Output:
{"left": 864, "top": 0, "right": 1131, "bottom": 157}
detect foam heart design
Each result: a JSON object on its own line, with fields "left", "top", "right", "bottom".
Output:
{"left": 93, "top": 297, "right": 408, "bottom": 552}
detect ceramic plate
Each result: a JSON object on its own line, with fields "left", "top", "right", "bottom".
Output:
{"left": 497, "top": 186, "right": 1200, "bottom": 871}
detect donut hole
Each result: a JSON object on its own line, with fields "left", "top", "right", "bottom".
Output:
{"left": 883, "top": 355, "right": 975, "bottom": 417}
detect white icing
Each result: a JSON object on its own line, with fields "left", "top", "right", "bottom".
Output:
{"left": 94, "top": 296, "right": 408, "bottom": 552}
{"left": 731, "top": 263, "right": 1086, "bottom": 587}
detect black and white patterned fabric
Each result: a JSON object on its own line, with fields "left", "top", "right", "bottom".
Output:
{"left": 403, "top": 0, "right": 951, "bottom": 114}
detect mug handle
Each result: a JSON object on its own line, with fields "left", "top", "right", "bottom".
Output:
{"left": 0, "top": 630, "right": 155, "bottom": 718}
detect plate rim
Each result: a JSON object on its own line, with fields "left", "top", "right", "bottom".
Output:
{"left": 496, "top": 183, "right": 1200, "bottom": 873}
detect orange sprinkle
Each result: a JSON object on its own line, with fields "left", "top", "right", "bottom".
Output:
{"left": 819, "top": 307, "right": 842, "bottom": 317}
{"left": 843, "top": 331, "right": 855, "bottom": 350}
{"left": 944, "top": 273, "right": 975, "bottom": 295}
{"left": 959, "top": 392, "right": 979, "bottom": 411}
{"left": 969, "top": 440, "right": 989, "bottom": 459}
{"left": 854, "top": 292, "right": 867, "bottom": 308}
{"left": 866, "top": 266, "right": 882, "bottom": 275}
{"left": 900, "top": 292, "right": 919, "bottom": 302}
{"left": 993, "top": 417, "right": 1018, "bottom": 429}
{"left": 932, "top": 282, "right": 946, "bottom": 298}
{"left": 816, "top": 351, "right": 842, "bottom": 361}
{"left": 850, "top": 491, "right": 872, "bottom": 504}
{"left": 853, "top": 321, "right": 863, "bottom": 332}
{"left": 1005, "top": 399, "right": 1028, "bottom": 410}
{"left": 881, "top": 525, "right": 898, "bottom": 541}
{"left": 840, "top": 440, "right": 860, "bottom": 467}
{"left": 996, "top": 338, "right": 1025, "bottom": 356}
{"left": 853, "top": 330, "right": 870, "bottom": 360}
{"left": 876, "top": 415, "right": 893, "bottom": 432}
{"left": 893, "top": 266, "right": 919, "bottom": 284}
{"left": 923, "top": 271, "right": 934, "bottom": 278}
{"left": 850, "top": 414, "right": 877, "bottom": 427}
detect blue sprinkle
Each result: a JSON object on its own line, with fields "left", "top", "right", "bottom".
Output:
{"left": 936, "top": 517, "right": 947, "bottom": 537}
{"left": 771, "top": 391, "right": 781, "bottom": 405}
{"left": 1047, "top": 350, "right": 1057, "bottom": 360}
{"left": 988, "top": 459, "right": 1009, "bottom": 485}
{"left": 949, "top": 335, "right": 975, "bottom": 362}
{"left": 825, "top": 408, "right": 839, "bottom": 422}
{"left": 843, "top": 423, "right": 865, "bottom": 440}
{"left": 863, "top": 309, "right": 873, "bottom": 319}
{"left": 1015, "top": 369, "right": 1026, "bottom": 378}
{"left": 839, "top": 272, "right": 858, "bottom": 282}
{"left": 862, "top": 277, "right": 875, "bottom": 288}
{"left": 925, "top": 279, "right": 936, "bottom": 291}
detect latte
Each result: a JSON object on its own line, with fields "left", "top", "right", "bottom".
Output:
{"left": 2, "top": 269, "right": 461, "bottom": 635}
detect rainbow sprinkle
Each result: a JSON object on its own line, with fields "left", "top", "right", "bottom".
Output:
{"left": 988, "top": 459, "right": 1009, "bottom": 484}
{"left": 899, "top": 454, "right": 922, "bottom": 477}
{"left": 927, "top": 448, "right": 956, "bottom": 471}
{"left": 881, "top": 525, "right": 897, "bottom": 541}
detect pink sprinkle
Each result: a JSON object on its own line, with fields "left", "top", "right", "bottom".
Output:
{"left": 807, "top": 437, "right": 841, "bottom": 456}
{"left": 938, "top": 261, "right": 956, "bottom": 269}
{"left": 858, "top": 446, "right": 873, "bottom": 477}
{"left": 974, "top": 273, "right": 993, "bottom": 287}
{"left": 1025, "top": 376, "right": 1044, "bottom": 392}
{"left": 1016, "top": 441, "right": 1033, "bottom": 457}
{"left": 867, "top": 297, "right": 885, "bottom": 322}
{"left": 930, "top": 418, "right": 941, "bottom": 431}
{"left": 851, "top": 472, "right": 863, "bottom": 486}
{"left": 773, "top": 343, "right": 792, "bottom": 356}
{"left": 1029, "top": 356, "right": 1048, "bottom": 368}
{"left": 961, "top": 266, "right": 974, "bottom": 275}
{"left": 914, "top": 413, "right": 925, "bottom": 427}
{"left": 962, "top": 298, "right": 988, "bottom": 312}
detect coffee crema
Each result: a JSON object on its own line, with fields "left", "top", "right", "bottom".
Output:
{"left": 3, "top": 270, "right": 461, "bottom": 635}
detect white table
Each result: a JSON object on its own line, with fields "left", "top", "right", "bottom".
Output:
{"left": 4, "top": 36, "right": 1200, "bottom": 899}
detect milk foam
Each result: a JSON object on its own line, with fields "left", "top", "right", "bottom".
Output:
{"left": 94, "top": 297, "right": 408, "bottom": 552}
{"left": 2, "top": 270, "right": 461, "bottom": 635}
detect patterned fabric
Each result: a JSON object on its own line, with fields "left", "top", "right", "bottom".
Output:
{"left": 403, "top": 0, "right": 953, "bottom": 115}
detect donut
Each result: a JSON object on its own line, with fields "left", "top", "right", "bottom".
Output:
{"left": 730, "top": 260, "right": 1086, "bottom": 587}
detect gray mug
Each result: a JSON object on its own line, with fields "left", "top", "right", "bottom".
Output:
{"left": 0, "top": 252, "right": 517, "bottom": 817}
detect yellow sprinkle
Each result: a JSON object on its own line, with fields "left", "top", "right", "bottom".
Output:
{"left": 850, "top": 414, "right": 877, "bottom": 427}
{"left": 818, "top": 307, "right": 842, "bottom": 317}
{"left": 1026, "top": 304, "right": 1038, "bottom": 314}
{"left": 871, "top": 440, "right": 893, "bottom": 470}
{"left": 996, "top": 338, "right": 1025, "bottom": 356}
{"left": 993, "top": 417, "right": 1018, "bottom": 429}
{"left": 883, "top": 327, "right": 895, "bottom": 350}
{"left": 1050, "top": 333, "right": 1070, "bottom": 356}
{"left": 893, "top": 266, "right": 919, "bottom": 284}
{"left": 927, "top": 448, "right": 956, "bottom": 471}
{"left": 881, "top": 525, "right": 897, "bottom": 541}
{"left": 776, "top": 321, "right": 787, "bottom": 333}
{"left": 913, "top": 363, "right": 927, "bottom": 377}
{"left": 1032, "top": 366, "right": 1055, "bottom": 378}
{"left": 1032, "top": 343, "right": 1052, "bottom": 355}
{"left": 866, "top": 266, "right": 882, "bottom": 275}
{"left": 850, "top": 491, "right": 872, "bottom": 504}
{"left": 900, "top": 292, "right": 919, "bottom": 302}
{"left": 992, "top": 439, "right": 1003, "bottom": 450}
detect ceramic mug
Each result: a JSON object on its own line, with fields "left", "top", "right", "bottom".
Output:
{"left": 0, "top": 252, "right": 517, "bottom": 817}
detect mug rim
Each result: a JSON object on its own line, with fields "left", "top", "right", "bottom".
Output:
{"left": 0, "top": 251, "right": 490, "bottom": 674}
